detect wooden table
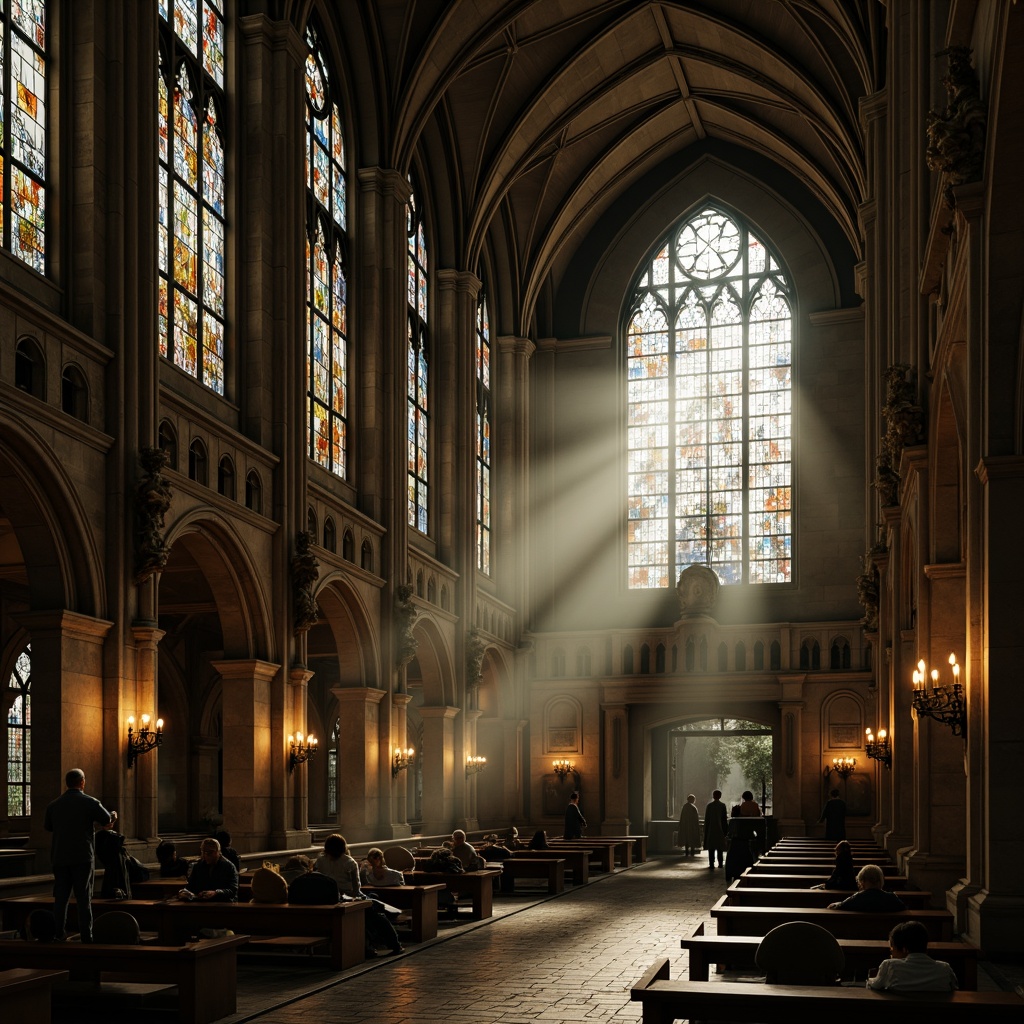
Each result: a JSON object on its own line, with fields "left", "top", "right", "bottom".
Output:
{"left": 361, "top": 883, "right": 445, "bottom": 942}
{"left": 0, "top": 968, "right": 68, "bottom": 1024}
{"left": 402, "top": 869, "right": 501, "bottom": 919}
{"left": 511, "top": 848, "right": 589, "bottom": 884}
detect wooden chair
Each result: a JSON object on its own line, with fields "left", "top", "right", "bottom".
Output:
{"left": 755, "top": 921, "right": 844, "bottom": 985}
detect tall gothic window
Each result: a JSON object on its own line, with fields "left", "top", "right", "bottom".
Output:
{"left": 407, "top": 179, "right": 429, "bottom": 533}
{"left": 626, "top": 206, "right": 792, "bottom": 588}
{"left": 327, "top": 719, "right": 339, "bottom": 817}
{"left": 7, "top": 645, "right": 31, "bottom": 816}
{"left": 305, "top": 23, "right": 348, "bottom": 477}
{"left": 1, "top": 0, "right": 46, "bottom": 272}
{"left": 158, "top": 0, "right": 227, "bottom": 394}
{"left": 476, "top": 293, "right": 492, "bottom": 573}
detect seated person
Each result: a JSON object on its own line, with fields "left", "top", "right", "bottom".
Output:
{"left": 361, "top": 847, "right": 405, "bottom": 886}
{"left": 528, "top": 830, "right": 551, "bottom": 850}
{"left": 828, "top": 864, "right": 905, "bottom": 911}
{"left": 155, "top": 839, "right": 191, "bottom": 878}
{"left": 95, "top": 812, "right": 133, "bottom": 899}
{"left": 213, "top": 829, "right": 242, "bottom": 871}
{"left": 450, "top": 829, "right": 484, "bottom": 870}
{"left": 506, "top": 827, "right": 524, "bottom": 849}
{"left": 288, "top": 859, "right": 342, "bottom": 905}
{"left": 812, "top": 840, "right": 857, "bottom": 891}
{"left": 179, "top": 837, "right": 239, "bottom": 902}
{"left": 281, "top": 854, "right": 313, "bottom": 886}
{"left": 867, "top": 920, "right": 958, "bottom": 991}
{"left": 250, "top": 860, "right": 288, "bottom": 903}
{"left": 479, "top": 834, "right": 512, "bottom": 861}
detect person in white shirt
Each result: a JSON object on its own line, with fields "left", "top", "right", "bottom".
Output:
{"left": 867, "top": 920, "right": 958, "bottom": 992}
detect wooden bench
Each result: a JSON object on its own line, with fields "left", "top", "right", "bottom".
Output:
{"left": 554, "top": 837, "right": 633, "bottom": 867}
{"left": 499, "top": 857, "right": 565, "bottom": 894}
{"left": 402, "top": 869, "right": 501, "bottom": 920}
{"left": 593, "top": 834, "right": 649, "bottom": 862}
{"left": 361, "top": 883, "right": 445, "bottom": 942}
{"left": 510, "top": 848, "right": 589, "bottom": 884}
{"left": 1, "top": 896, "right": 369, "bottom": 971}
{"left": 681, "top": 922, "right": 979, "bottom": 988}
{"left": 760, "top": 853, "right": 897, "bottom": 864}
{"left": 725, "top": 881, "right": 933, "bottom": 908}
{"left": 710, "top": 895, "right": 955, "bottom": 940}
{"left": 0, "top": 936, "right": 247, "bottom": 1024}
{"left": 631, "top": 958, "right": 1023, "bottom": 1024}
{"left": 749, "top": 862, "right": 902, "bottom": 876}
{"left": 545, "top": 843, "right": 613, "bottom": 873}
{"left": 0, "top": 968, "right": 68, "bottom": 1024}
{"left": 736, "top": 871, "right": 911, "bottom": 889}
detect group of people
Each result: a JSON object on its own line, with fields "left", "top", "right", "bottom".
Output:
{"left": 677, "top": 789, "right": 762, "bottom": 872}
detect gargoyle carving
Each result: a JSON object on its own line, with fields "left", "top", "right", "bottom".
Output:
{"left": 134, "top": 446, "right": 173, "bottom": 584}
{"left": 292, "top": 531, "right": 320, "bottom": 634}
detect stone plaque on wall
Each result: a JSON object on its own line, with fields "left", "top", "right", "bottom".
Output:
{"left": 547, "top": 727, "right": 578, "bottom": 752}
{"left": 829, "top": 725, "right": 860, "bottom": 747}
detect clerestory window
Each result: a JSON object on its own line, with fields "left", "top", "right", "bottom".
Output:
{"left": 626, "top": 206, "right": 792, "bottom": 588}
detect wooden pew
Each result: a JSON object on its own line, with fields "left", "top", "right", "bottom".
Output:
{"left": 1, "top": 896, "right": 369, "bottom": 971}
{"left": 558, "top": 837, "right": 633, "bottom": 867}
{"left": 736, "top": 871, "right": 911, "bottom": 889}
{"left": 631, "top": 958, "right": 1023, "bottom": 1024}
{"left": 546, "top": 842, "right": 616, "bottom": 872}
{"left": 680, "top": 922, "right": 979, "bottom": 989}
{"left": 748, "top": 862, "right": 902, "bottom": 876}
{"left": 0, "top": 936, "right": 247, "bottom": 1024}
{"left": 499, "top": 857, "right": 565, "bottom": 894}
{"left": 724, "top": 881, "right": 934, "bottom": 909}
{"left": 510, "top": 848, "right": 589, "bottom": 884}
{"left": 759, "top": 853, "right": 896, "bottom": 864}
{"left": 591, "top": 835, "right": 649, "bottom": 862}
{"left": 402, "top": 869, "right": 501, "bottom": 920}
{"left": 361, "top": 883, "right": 445, "bottom": 942}
{"left": 710, "top": 895, "right": 955, "bottom": 941}
{"left": 0, "top": 968, "right": 68, "bottom": 1024}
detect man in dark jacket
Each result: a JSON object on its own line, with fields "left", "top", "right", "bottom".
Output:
{"left": 179, "top": 837, "right": 239, "bottom": 901}
{"left": 44, "top": 768, "right": 113, "bottom": 942}
{"left": 828, "top": 864, "right": 906, "bottom": 911}
{"left": 564, "top": 790, "right": 587, "bottom": 839}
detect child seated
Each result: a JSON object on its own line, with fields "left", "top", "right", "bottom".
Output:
{"left": 867, "top": 920, "right": 958, "bottom": 991}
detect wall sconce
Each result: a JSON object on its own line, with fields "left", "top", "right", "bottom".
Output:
{"left": 289, "top": 732, "right": 318, "bottom": 773}
{"left": 823, "top": 756, "right": 856, "bottom": 780}
{"left": 912, "top": 652, "right": 966, "bottom": 736}
{"left": 392, "top": 747, "right": 414, "bottom": 777}
{"left": 126, "top": 714, "right": 163, "bottom": 769}
{"left": 865, "top": 727, "right": 892, "bottom": 769}
{"left": 465, "top": 755, "right": 487, "bottom": 776}
{"left": 552, "top": 759, "right": 577, "bottom": 782}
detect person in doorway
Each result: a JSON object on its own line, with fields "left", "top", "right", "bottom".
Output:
{"left": 866, "top": 920, "right": 958, "bottom": 991}
{"left": 828, "top": 864, "right": 905, "bottom": 911}
{"left": 44, "top": 768, "right": 114, "bottom": 942}
{"left": 678, "top": 794, "right": 702, "bottom": 857}
{"left": 702, "top": 790, "right": 728, "bottom": 869}
{"left": 819, "top": 788, "right": 847, "bottom": 840}
{"left": 564, "top": 790, "right": 587, "bottom": 839}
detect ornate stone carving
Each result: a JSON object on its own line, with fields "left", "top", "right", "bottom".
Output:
{"left": 394, "top": 584, "right": 419, "bottom": 666}
{"left": 874, "top": 364, "right": 925, "bottom": 507}
{"left": 291, "top": 531, "right": 320, "bottom": 634}
{"left": 134, "top": 446, "right": 172, "bottom": 584}
{"left": 926, "top": 46, "right": 987, "bottom": 209}
{"left": 856, "top": 553, "right": 880, "bottom": 632}
{"left": 465, "top": 628, "right": 488, "bottom": 689}
{"left": 676, "top": 564, "right": 720, "bottom": 617}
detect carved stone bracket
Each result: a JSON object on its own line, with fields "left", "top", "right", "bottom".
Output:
{"left": 291, "top": 531, "right": 320, "bottom": 634}
{"left": 856, "top": 552, "right": 880, "bottom": 632}
{"left": 394, "top": 584, "right": 419, "bottom": 667}
{"left": 134, "top": 446, "right": 172, "bottom": 585}
{"left": 874, "top": 364, "right": 925, "bottom": 507}
{"left": 465, "top": 628, "right": 488, "bottom": 689}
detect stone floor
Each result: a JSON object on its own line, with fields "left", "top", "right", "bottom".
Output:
{"left": 53, "top": 853, "right": 1023, "bottom": 1023}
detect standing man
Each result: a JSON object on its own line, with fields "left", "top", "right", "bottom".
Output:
{"left": 702, "top": 790, "right": 728, "bottom": 869}
{"left": 44, "top": 768, "right": 113, "bottom": 942}
{"left": 564, "top": 790, "right": 587, "bottom": 839}
{"left": 819, "top": 788, "right": 847, "bottom": 840}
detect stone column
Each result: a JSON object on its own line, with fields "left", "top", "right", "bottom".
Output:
{"left": 129, "top": 624, "right": 165, "bottom": 841}
{"left": 18, "top": 611, "right": 114, "bottom": 869}
{"left": 774, "top": 698, "right": 805, "bottom": 837}
{"left": 601, "top": 704, "right": 629, "bottom": 833}
{"left": 331, "top": 687, "right": 386, "bottom": 842}
{"left": 459, "top": 708, "right": 483, "bottom": 832}
{"left": 419, "top": 706, "right": 459, "bottom": 834}
{"left": 211, "top": 659, "right": 280, "bottom": 851}
{"left": 284, "top": 667, "right": 314, "bottom": 839}
{"left": 387, "top": 691, "right": 414, "bottom": 837}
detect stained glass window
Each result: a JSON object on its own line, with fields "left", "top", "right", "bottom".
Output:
{"left": 158, "top": 0, "right": 226, "bottom": 394}
{"left": 407, "top": 179, "right": 429, "bottom": 533}
{"left": 476, "top": 292, "right": 492, "bottom": 573}
{"left": 1, "top": 0, "right": 47, "bottom": 272}
{"left": 305, "top": 24, "right": 348, "bottom": 477}
{"left": 7, "top": 645, "right": 31, "bottom": 817}
{"left": 626, "top": 207, "right": 792, "bottom": 588}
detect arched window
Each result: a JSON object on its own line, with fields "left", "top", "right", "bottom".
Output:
{"left": 15, "top": 339, "right": 45, "bottom": 398}
{"left": 626, "top": 206, "right": 792, "bottom": 587}
{"left": 476, "top": 292, "right": 492, "bottom": 572}
{"left": 323, "top": 517, "right": 336, "bottom": 553}
{"left": 158, "top": 0, "right": 227, "bottom": 394}
{"left": 217, "top": 455, "right": 234, "bottom": 499}
{"left": 305, "top": 22, "right": 348, "bottom": 478}
{"left": 245, "top": 470, "right": 262, "bottom": 514}
{"left": 158, "top": 420, "right": 178, "bottom": 470}
{"left": 360, "top": 539, "right": 373, "bottom": 573}
{"left": 61, "top": 365, "right": 89, "bottom": 421}
{"left": 2, "top": 3, "right": 47, "bottom": 271}
{"left": 307, "top": 507, "right": 318, "bottom": 539}
{"left": 7, "top": 644, "right": 31, "bottom": 816}
{"left": 342, "top": 529, "right": 355, "bottom": 561}
{"left": 188, "top": 438, "right": 208, "bottom": 485}
{"left": 407, "top": 176, "right": 430, "bottom": 533}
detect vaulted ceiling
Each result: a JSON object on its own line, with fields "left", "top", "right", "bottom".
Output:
{"left": 339, "top": 0, "right": 885, "bottom": 329}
